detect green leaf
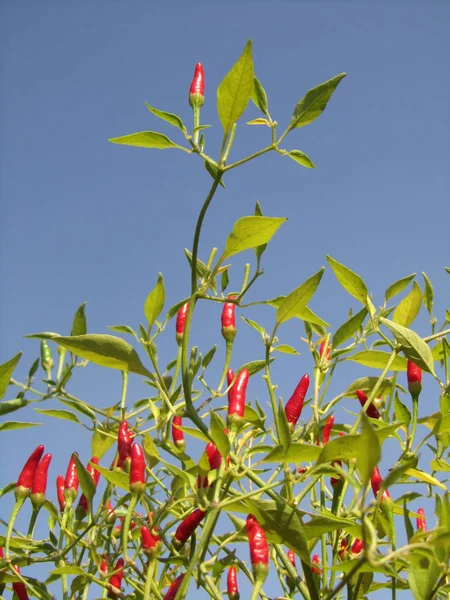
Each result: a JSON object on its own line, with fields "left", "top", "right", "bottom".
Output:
{"left": 109, "top": 131, "right": 182, "bottom": 150}
{"left": 173, "top": 426, "right": 210, "bottom": 443}
{"left": 243, "top": 405, "right": 266, "bottom": 430}
{"left": 0, "top": 398, "right": 29, "bottom": 416}
{"left": 317, "top": 434, "right": 362, "bottom": 464}
{"left": 394, "top": 394, "right": 411, "bottom": 429}
{"left": 430, "top": 458, "right": 450, "bottom": 472}
{"left": 51, "top": 334, "right": 152, "bottom": 377}
{"left": 91, "top": 429, "right": 116, "bottom": 460}
{"left": 406, "top": 468, "right": 446, "bottom": 490}
{"left": 106, "top": 325, "right": 138, "bottom": 338}
{"left": 379, "top": 318, "right": 435, "bottom": 375}
{"left": 303, "top": 513, "right": 361, "bottom": 540}
{"left": 144, "top": 273, "right": 165, "bottom": 329}
{"left": 277, "top": 399, "right": 291, "bottom": 452}
{"left": 276, "top": 268, "right": 325, "bottom": 326}
{"left": 256, "top": 502, "right": 309, "bottom": 563}
{"left": 71, "top": 302, "right": 87, "bottom": 337}
{"left": 358, "top": 414, "right": 381, "bottom": 484}
{"left": 296, "top": 306, "right": 330, "bottom": 328}
{"left": 272, "top": 344, "right": 299, "bottom": 355}
{"left": 384, "top": 273, "right": 416, "bottom": 302}
{"left": 240, "top": 358, "right": 274, "bottom": 377}
{"left": 34, "top": 408, "right": 81, "bottom": 424}
{"left": 0, "top": 421, "right": 41, "bottom": 431}
{"left": 221, "top": 269, "right": 229, "bottom": 293}
{"left": 422, "top": 272, "right": 434, "bottom": 316}
{"left": 217, "top": 40, "right": 254, "bottom": 136}
{"left": 288, "top": 73, "right": 346, "bottom": 130}
{"left": 286, "top": 149, "right": 316, "bottom": 169}
{"left": 392, "top": 281, "right": 422, "bottom": 327}
{"left": 59, "top": 398, "right": 96, "bottom": 420}
{"left": 347, "top": 350, "right": 408, "bottom": 371}
{"left": 253, "top": 201, "right": 267, "bottom": 262}
{"left": 90, "top": 462, "right": 130, "bottom": 491}
{"left": 209, "top": 411, "right": 230, "bottom": 459}
{"left": 145, "top": 103, "right": 185, "bottom": 130}
{"left": 247, "top": 118, "right": 271, "bottom": 126}
{"left": 408, "top": 554, "right": 441, "bottom": 600}
{"left": 221, "top": 216, "right": 286, "bottom": 261}
{"left": 0, "top": 352, "right": 22, "bottom": 401}
{"left": 74, "top": 455, "right": 96, "bottom": 502}
{"left": 241, "top": 316, "right": 265, "bottom": 336}
{"left": 332, "top": 308, "right": 367, "bottom": 349}
{"left": 202, "top": 345, "right": 217, "bottom": 370}
{"left": 326, "top": 255, "right": 368, "bottom": 305}
{"left": 345, "top": 376, "right": 404, "bottom": 398}
{"left": 251, "top": 76, "right": 269, "bottom": 117}
{"left": 262, "top": 443, "right": 321, "bottom": 463}
{"left": 143, "top": 434, "right": 160, "bottom": 469}
{"left": 51, "top": 566, "right": 86, "bottom": 576}
{"left": 204, "top": 159, "right": 225, "bottom": 187}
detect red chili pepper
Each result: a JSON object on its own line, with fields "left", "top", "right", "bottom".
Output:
{"left": 76, "top": 457, "right": 100, "bottom": 519}
{"left": 371, "top": 466, "right": 391, "bottom": 503}
{"left": 246, "top": 514, "right": 269, "bottom": 584}
{"left": 100, "top": 555, "right": 109, "bottom": 575}
{"left": 189, "top": 63, "right": 205, "bottom": 108}
{"left": 129, "top": 443, "right": 146, "bottom": 495}
{"left": 227, "top": 566, "right": 240, "bottom": 600}
{"left": 172, "top": 416, "right": 185, "bottom": 450}
{"left": 176, "top": 302, "right": 189, "bottom": 345}
{"left": 197, "top": 441, "right": 223, "bottom": 488}
{"left": 351, "top": 538, "right": 364, "bottom": 554}
{"left": 56, "top": 475, "right": 65, "bottom": 512}
{"left": 118, "top": 421, "right": 132, "bottom": 468}
{"left": 64, "top": 453, "right": 79, "bottom": 502}
{"left": 163, "top": 573, "right": 185, "bottom": 600}
{"left": 356, "top": 389, "right": 381, "bottom": 420}
{"left": 107, "top": 557, "right": 124, "bottom": 599}
{"left": 319, "top": 340, "right": 331, "bottom": 360}
{"left": 221, "top": 297, "right": 237, "bottom": 343}
{"left": 141, "top": 525, "right": 162, "bottom": 558}
{"left": 287, "top": 548, "right": 296, "bottom": 567}
{"left": 227, "top": 368, "right": 249, "bottom": 427}
{"left": 416, "top": 507, "right": 427, "bottom": 532}
{"left": 30, "top": 453, "right": 52, "bottom": 508}
{"left": 284, "top": 374, "right": 310, "bottom": 428}
{"left": 12, "top": 565, "right": 29, "bottom": 600}
{"left": 407, "top": 360, "right": 422, "bottom": 397}
{"left": 311, "top": 553, "right": 322, "bottom": 575}
{"left": 338, "top": 537, "right": 347, "bottom": 558}
{"left": 174, "top": 508, "right": 206, "bottom": 547}
{"left": 15, "top": 445, "right": 45, "bottom": 500}
{"left": 322, "top": 415, "right": 334, "bottom": 445}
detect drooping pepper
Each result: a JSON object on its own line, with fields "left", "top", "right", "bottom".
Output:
{"left": 246, "top": 514, "right": 269, "bottom": 584}
{"left": 227, "top": 368, "right": 249, "bottom": 427}
{"left": 129, "top": 443, "right": 146, "bottom": 495}
{"left": 64, "top": 453, "right": 79, "bottom": 503}
{"left": 76, "top": 457, "right": 100, "bottom": 519}
{"left": 227, "top": 566, "right": 240, "bottom": 600}
{"left": 356, "top": 389, "right": 381, "bottom": 420}
{"left": 172, "top": 416, "right": 185, "bottom": 450}
{"left": 56, "top": 475, "right": 65, "bottom": 512}
{"left": 15, "top": 445, "right": 45, "bottom": 500}
{"left": 284, "top": 374, "right": 310, "bottom": 428}
{"left": 311, "top": 554, "right": 322, "bottom": 575}
{"left": 416, "top": 507, "right": 426, "bottom": 532}
{"left": 118, "top": 421, "right": 132, "bottom": 469}
{"left": 221, "top": 296, "right": 237, "bottom": 343}
{"left": 107, "top": 557, "right": 124, "bottom": 599}
{"left": 141, "top": 525, "right": 162, "bottom": 558}
{"left": 322, "top": 415, "right": 334, "bottom": 445}
{"left": 163, "top": 573, "right": 185, "bottom": 600}
{"left": 371, "top": 466, "right": 392, "bottom": 503}
{"left": 12, "top": 565, "right": 29, "bottom": 600}
{"left": 174, "top": 508, "right": 206, "bottom": 547}
{"left": 176, "top": 302, "right": 189, "bottom": 345}
{"left": 351, "top": 538, "right": 364, "bottom": 554}
{"left": 30, "top": 453, "right": 52, "bottom": 508}
{"left": 407, "top": 360, "right": 422, "bottom": 398}
{"left": 189, "top": 63, "right": 205, "bottom": 108}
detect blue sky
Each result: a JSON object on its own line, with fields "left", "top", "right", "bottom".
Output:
{"left": 1, "top": 2, "right": 449, "bottom": 599}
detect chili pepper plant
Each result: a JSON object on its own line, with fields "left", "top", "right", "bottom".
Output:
{"left": 1, "top": 40, "right": 449, "bottom": 600}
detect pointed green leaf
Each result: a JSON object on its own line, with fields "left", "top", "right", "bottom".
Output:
{"left": 272, "top": 344, "right": 299, "bottom": 355}
{"left": 332, "top": 307, "right": 367, "bottom": 349}
{"left": 204, "top": 160, "right": 225, "bottom": 187}
{"left": 347, "top": 350, "right": 408, "bottom": 371}
{"left": 394, "top": 394, "right": 411, "bottom": 429}
{"left": 326, "top": 255, "right": 368, "bottom": 305}
{"left": 345, "top": 376, "right": 403, "bottom": 397}
{"left": 106, "top": 325, "right": 138, "bottom": 338}
{"left": 384, "top": 273, "right": 416, "bottom": 302}
{"left": 209, "top": 411, "right": 230, "bottom": 459}
{"left": 173, "top": 426, "right": 210, "bottom": 443}
{"left": 392, "top": 281, "right": 422, "bottom": 327}
{"left": 253, "top": 201, "right": 267, "bottom": 261}
{"left": 92, "top": 429, "right": 116, "bottom": 461}
{"left": 380, "top": 318, "right": 435, "bottom": 375}
{"left": 145, "top": 103, "right": 185, "bottom": 130}
{"left": 251, "top": 76, "right": 269, "bottom": 116}
{"left": 0, "top": 421, "right": 41, "bottom": 431}
{"left": 71, "top": 302, "right": 87, "bottom": 336}
{"left": 296, "top": 306, "right": 330, "bottom": 328}
{"left": 317, "top": 434, "right": 362, "bottom": 464}
{"left": 422, "top": 272, "right": 434, "bottom": 316}
{"left": 262, "top": 443, "right": 321, "bottom": 463}
{"left": 202, "top": 345, "right": 217, "bottom": 370}
{"left": 241, "top": 316, "right": 265, "bottom": 336}
{"left": 277, "top": 399, "right": 291, "bottom": 452}
{"left": 288, "top": 73, "right": 346, "bottom": 130}
{"left": 286, "top": 149, "right": 316, "bottom": 169}
{"left": 0, "top": 352, "right": 22, "bottom": 401}
{"left": 34, "top": 408, "right": 81, "bottom": 424}
{"left": 276, "top": 268, "right": 325, "bottom": 326}
{"left": 109, "top": 131, "right": 182, "bottom": 150}
{"left": 217, "top": 40, "right": 254, "bottom": 136}
{"left": 89, "top": 462, "right": 129, "bottom": 491}
{"left": 143, "top": 434, "right": 160, "bottom": 469}
{"left": 144, "top": 273, "right": 165, "bottom": 329}
{"left": 240, "top": 358, "right": 274, "bottom": 376}
{"left": 358, "top": 414, "right": 381, "bottom": 484}
{"left": 222, "top": 216, "right": 286, "bottom": 260}
{"left": 74, "top": 455, "right": 96, "bottom": 502}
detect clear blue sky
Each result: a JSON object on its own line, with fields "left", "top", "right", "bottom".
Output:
{"left": 1, "top": 2, "right": 449, "bottom": 599}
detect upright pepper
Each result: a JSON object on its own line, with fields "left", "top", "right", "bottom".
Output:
{"left": 141, "top": 525, "right": 162, "bottom": 558}
{"left": 76, "top": 457, "right": 100, "bottom": 519}
{"left": 371, "top": 466, "right": 392, "bottom": 503}
{"left": 198, "top": 441, "right": 223, "bottom": 488}
{"left": 118, "top": 421, "right": 132, "bottom": 470}
{"left": 100, "top": 555, "right": 109, "bottom": 576}
{"left": 407, "top": 360, "right": 422, "bottom": 397}
{"left": 286, "top": 549, "right": 297, "bottom": 591}
{"left": 351, "top": 538, "right": 364, "bottom": 554}
{"left": 227, "top": 566, "right": 240, "bottom": 600}
{"left": 416, "top": 508, "right": 427, "bottom": 532}
{"left": 246, "top": 514, "right": 269, "bottom": 584}
{"left": 284, "top": 374, "right": 310, "bottom": 428}
{"left": 15, "top": 445, "right": 45, "bottom": 500}
{"left": 107, "top": 557, "right": 124, "bottom": 599}
{"left": 172, "top": 416, "right": 185, "bottom": 450}
{"left": 174, "top": 508, "right": 206, "bottom": 547}
{"left": 30, "top": 453, "right": 52, "bottom": 508}
{"left": 311, "top": 554, "right": 322, "bottom": 575}
{"left": 129, "top": 443, "right": 146, "bottom": 495}
{"left": 163, "top": 573, "right": 185, "bottom": 600}
{"left": 322, "top": 415, "right": 334, "bottom": 445}
{"left": 319, "top": 340, "right": 331, "bottom": 361}
{"left": 176, "top": 302, "right": 189, "bottom": 345}
{"left": 56, "top": 475, "right": 65, "bottom": 512}
{"left": 221, "top": 296, "right": 237, "bottom": 343}
{"left": 338, "top": 537, "right": 347, "bottom": 558}
{"left": 227, "top": 368, "right": 249, "bottom": 427}
{"left": 64, "top": 453, "right": 79, "bottom": 503}
{"left": 40, "top": 340, "right": 54, "bottom": 374}
{"left": 189, "top": 63, "right": 205, "bottom": 108}
{"left": 356, "top": 389, "right": 381, "bottom": 420}
{"left": 12, "top": 565, "right": 29, "bottom": 600}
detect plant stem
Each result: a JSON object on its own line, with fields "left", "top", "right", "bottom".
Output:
{"left": 5, "top": 497, "right": 25, "bottom": 558}
{"left": 120, "top": 370, "right": 128, "bottom": 418}
{"left": 407, "top": 395, "right": 419, "bottom": 452}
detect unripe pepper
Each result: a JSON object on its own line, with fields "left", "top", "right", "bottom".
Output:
{"left": 189, "top": 63, "right": 205, "bottom": 108}
{"left": 246, "top": 514, "right": 269, "bottom": 584}
{"left": 15, "top": 445, "right": 45, "bottom": 500}
{"left": 105, "top": 502, "right": 116, "bottom": 525}
{"left": 141, "top": 525, "right": 162, "bottom": 558}
{"left": 40, "top": 340, "right": 54, "bottom": 374}
{"left": 56, "top": 474, "right": 65, "bottom": 512}
{"left": 12, "top": 565, "right": 29, "bottom": 600}
{"left": 118, "top": 421, "right": 132, "bottom": 470}
{"left": 107, "top": 557, "right": 124, "bottom": 599}
{"left": 371, "top": 466, "right": 392, "bottom": 503}
{"left": 163, "top": 573, "right": 185, "bottom": 600}
{"left": 174, "top": 508, "right": 206, "bottom": 547}
{"left": 64, "top": 453, "right": 79, "bottom": 503}
{"left": 416, "top": 508, "right": 426, "bottom": 532}
{"left": 129, "top": 443, "right": 146, "bottom": 495}
{"left": 311, "top": 554, "right": 322, "bottom": 575}
{"left": 284, "top": 374, "right": 310, "bottom": 428}
{"left": 176, "top": 302, "right": 189, "bottom": 345}
{"left": 227, "top": 368, "right": 249, "bottom": 427}
{"left": 221, "top": 296, "right": 237, "bottom": 343}
{"left": 76, "top": 457, "right": 100, "bottom": 519}
{"left": 351, "top": 538, "right": 364, "bottom": 554}
{"left": 322, "top": 415, "right": 334, "bottom": 445}
{"left": 172, "top": 416, "right": 185, "bottom": 450}
{"left": 227, "top": 566, "right": 240, "bottom": 600}
{"left": 356, "top": 389, "right": 381, "bottom": 420}
{"left": 31, "top": 453, "right": 52, "bottom": 508}
{"left": 407, "top": 360, "right": 422, "bottom": 397}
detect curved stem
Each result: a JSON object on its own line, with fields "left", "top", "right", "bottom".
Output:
{"left": 5, "top": 497, "right": 25, "bottom": 557}
{"left": 120, "top": 371, "right": 128, "bottom": 418}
